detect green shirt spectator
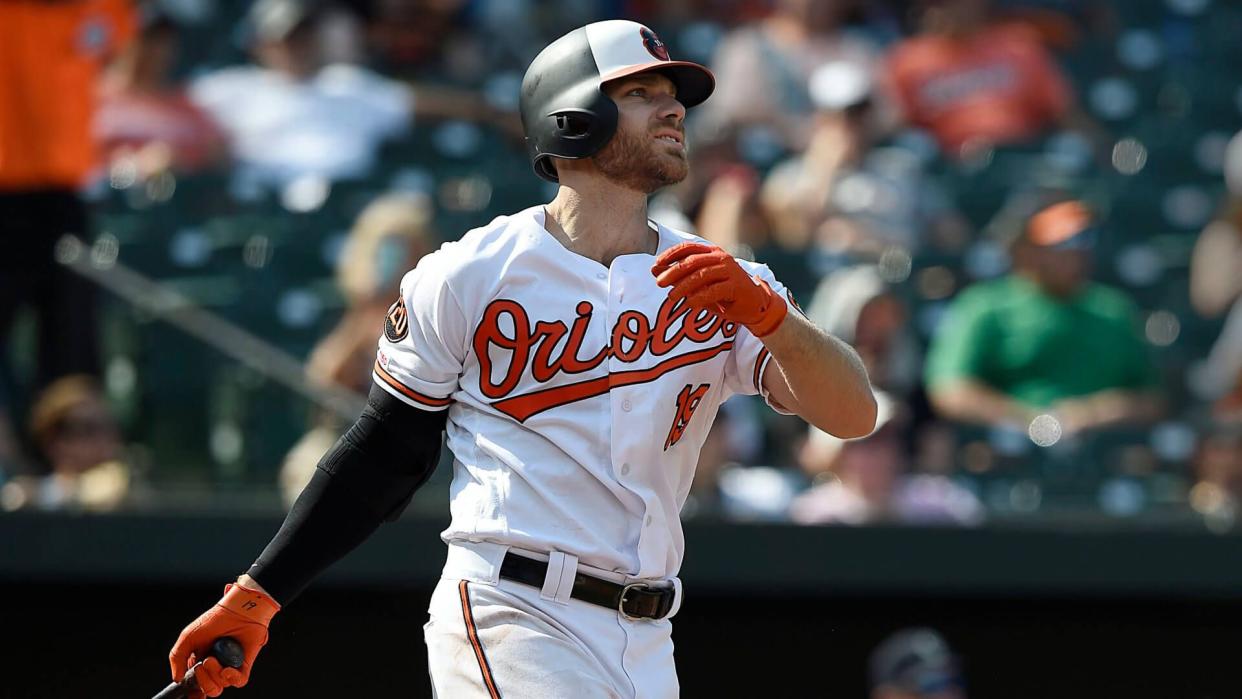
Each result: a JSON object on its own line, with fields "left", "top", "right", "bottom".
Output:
{"left": 926, "top": 198, "right": 1163, "bottom": 435}
{"left": 926, "top": 275, "right": 1158, "bottom": 408}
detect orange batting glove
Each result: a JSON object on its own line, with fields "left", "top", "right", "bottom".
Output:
{"left": 652, "top": 242, "right": 788, "bottom": 338}
{"left": 169, "top": 582, "right": 280, "bottom": 698}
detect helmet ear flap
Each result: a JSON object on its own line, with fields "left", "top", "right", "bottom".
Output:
{"left": 534, "top": 157, "right": 559, "bottom": 182}
{"left": 528, "top": 92, "right": 618, "bottom": 182}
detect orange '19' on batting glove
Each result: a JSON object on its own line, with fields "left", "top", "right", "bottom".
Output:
{"left": 651, "top": 242, "right": 788, "bottom": 338}
{"left": 169, "top": 582, "right": 280, "bottom": 698}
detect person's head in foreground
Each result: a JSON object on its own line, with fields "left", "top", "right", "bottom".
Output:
{"left": 870, "top": 627, "right": 966, "bottom": 699}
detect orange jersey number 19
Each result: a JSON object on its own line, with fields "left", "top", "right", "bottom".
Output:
{"left": 664, "top": 383, "right": 710, "bottom": 451}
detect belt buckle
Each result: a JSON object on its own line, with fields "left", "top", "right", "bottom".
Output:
{"left": 617, "top": 582, "right": 651, "bottom": 620}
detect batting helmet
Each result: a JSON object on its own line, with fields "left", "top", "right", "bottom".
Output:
{"left": 520, "top": 20, "right": 715, "bottom": 182}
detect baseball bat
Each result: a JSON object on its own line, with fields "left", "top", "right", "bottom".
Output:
{"left": 153, "top": 637, "right": 245, "bottom": 699}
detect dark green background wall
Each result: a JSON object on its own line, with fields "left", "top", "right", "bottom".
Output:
{"left": 5, "top": 513, "right": 1242, "bottom": 697}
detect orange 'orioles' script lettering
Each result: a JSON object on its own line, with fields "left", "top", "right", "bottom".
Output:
{"left": 473, "top": 296, "right": 737, "bottom": 421}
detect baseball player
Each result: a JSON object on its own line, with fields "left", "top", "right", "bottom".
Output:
{"left": 167, "top": 19, "right": 877, "bottom": 698}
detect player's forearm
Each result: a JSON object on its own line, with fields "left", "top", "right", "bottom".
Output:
{"left": 246, "top": 467, "right": 392, "bottom": 604}
{"left": 247, "top": 385, "right": 446, "bottom": 604}
{"left": 760, "top": 310, "right": 877, "bottom": 438}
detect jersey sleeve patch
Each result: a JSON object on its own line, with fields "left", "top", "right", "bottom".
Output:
{"left": 384, "top": 297, "right": 409, "bottom": 342}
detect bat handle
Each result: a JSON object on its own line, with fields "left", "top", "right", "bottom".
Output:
{"left": 152, "top": 637, "right": 245, "bottom": 699}
{"left": 210, "top": 637, "right": 245, "bottom": 670}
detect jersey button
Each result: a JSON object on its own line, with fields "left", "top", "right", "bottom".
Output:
{"left": 645, "top": 515, "right": 653, "bottom": 526}
{"left": 621, "top": 399, "right": 632, "bottom": 411}
{"left": 621, "top": 463, "right": 631, "bottom": 476}
{"left": 596, "top": 272, "right": 607, "bottom": 280}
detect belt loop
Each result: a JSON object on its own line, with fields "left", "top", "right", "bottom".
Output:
{"left": 539, "top": 551, "right": 578, "bottom": 604}
{"left": 555, "top": 552, "right": 577, "bottom": 604}
{"left": 666, "top": 577, "right": 684, "bottom": 619}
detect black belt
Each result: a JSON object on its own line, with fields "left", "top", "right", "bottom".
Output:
{"left": 499, "top": 553, "right": 676, "bottom": 620}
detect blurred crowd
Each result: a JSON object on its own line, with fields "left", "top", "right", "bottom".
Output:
{"left": 1, "top": 0, "right": 1241, "bottom": 532}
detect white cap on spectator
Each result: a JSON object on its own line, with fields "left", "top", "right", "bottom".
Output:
{"left": 808, "top": 61, "right": 873, "bottom": 112}
{"left": 250, "top": 0, "right": 320, "bottom": 43}
{"left": 1226, "top": 129, "right": 1242, "bottom": 197}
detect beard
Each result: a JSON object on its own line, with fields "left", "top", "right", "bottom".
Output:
{"left": 593, "top": 122, "right": 689, "bottom": 194}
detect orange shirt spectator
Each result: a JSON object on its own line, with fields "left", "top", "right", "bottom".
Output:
{"left": 886, "top": 23, "right": 1070, "bottom": 157}
{"left": 0, "top": 0, "right": 136, "bottom": 190}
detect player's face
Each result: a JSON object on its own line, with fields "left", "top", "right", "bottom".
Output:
{"left": 596, "top": 73, "right": 689, "bottom": 193}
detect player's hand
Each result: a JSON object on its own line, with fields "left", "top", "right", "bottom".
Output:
{"left": 169, "top": 582, "right": 280, "bottom": 697}
{"left": 652, "top": 242, "right": 788, "bottom": 338}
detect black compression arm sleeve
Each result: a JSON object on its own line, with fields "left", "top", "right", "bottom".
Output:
{"left": 246, "top": 384, "right": 448, "bottom": 604}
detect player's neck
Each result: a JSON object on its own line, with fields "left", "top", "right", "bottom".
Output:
{"left": 544, "top": 183, "right": 656, "bottom": 266}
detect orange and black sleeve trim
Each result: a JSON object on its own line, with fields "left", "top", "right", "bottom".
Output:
{"left": 373, "top": 361, "right": 453, "bottom": 408}
{"left": 753, "top": 348, "right": 770, "bottom": 393}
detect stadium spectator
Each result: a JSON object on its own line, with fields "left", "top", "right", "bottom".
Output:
{"left": 1194, "top": 281, "right": 1242, "bottom": 421}
{"left": 1190, "top": 131, "right": 1242, "bottom": 319}
{"left": 690, "top": 163, "right": 828, "bottom": 302}
{"left": 791, "top": 392, "right": 982, "bottom": 525}
{"left": 696, "top": 0, "right": 884, "bottom": 151}
{"left": 0, "top": 0, "right": 134, "bottom": 471}
{"left": 364, "top": 0, "right": 468, "bottom": 76}
{"left": 1189, "top": 131, "right": 1242, "bottom": 418}
{"left": 761, "top": 60, "right": 969, "bottom": 260}
{"left": 188, "top": 0, "right": 511, "bottom": 188}
{"left": 96, "top": 9, "right": 230, "bottom": 179}
{"left": 804, "top": 266, "right": 950, "bottom": 481}
{"left": 1189, "top": 419, "right": 1242, "bottom": 525}
{"left": 885, "top": 0, "right": 1078, "bottom": 159}
{"left": 692, "top": 164, "right": 767, "bottom": 253}
{"left": 925, "top": 199, "right": 1163, "bottom": 436}
{"left": 279, "top": 192, "right": 437, "bottom": 506}
{"left": 805, "top": 265, "right": 920, "bottom": 397}
{"left": 868, "top": 627, "right": 967, "bottom": 699}
{"left": 0, "top": 376, "right": 130, "bottom": 512}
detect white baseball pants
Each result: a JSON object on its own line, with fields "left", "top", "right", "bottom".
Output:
{"left": 424, "top": 541, "right": 682, "bottom": 698}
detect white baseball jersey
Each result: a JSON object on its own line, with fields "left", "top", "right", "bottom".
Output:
{"left": 373, "top": 205, "right": 792, "bottom": 580}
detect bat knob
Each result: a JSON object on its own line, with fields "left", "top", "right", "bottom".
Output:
{"left": 211, "top": 637, "right": 245, "bottom": 670}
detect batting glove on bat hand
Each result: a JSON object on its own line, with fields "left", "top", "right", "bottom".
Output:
{"left": 652, "top": 242, "right": 788, "bottom": 338}
{"left": 169, "top": 582, "right": 280, "bottom": 697}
